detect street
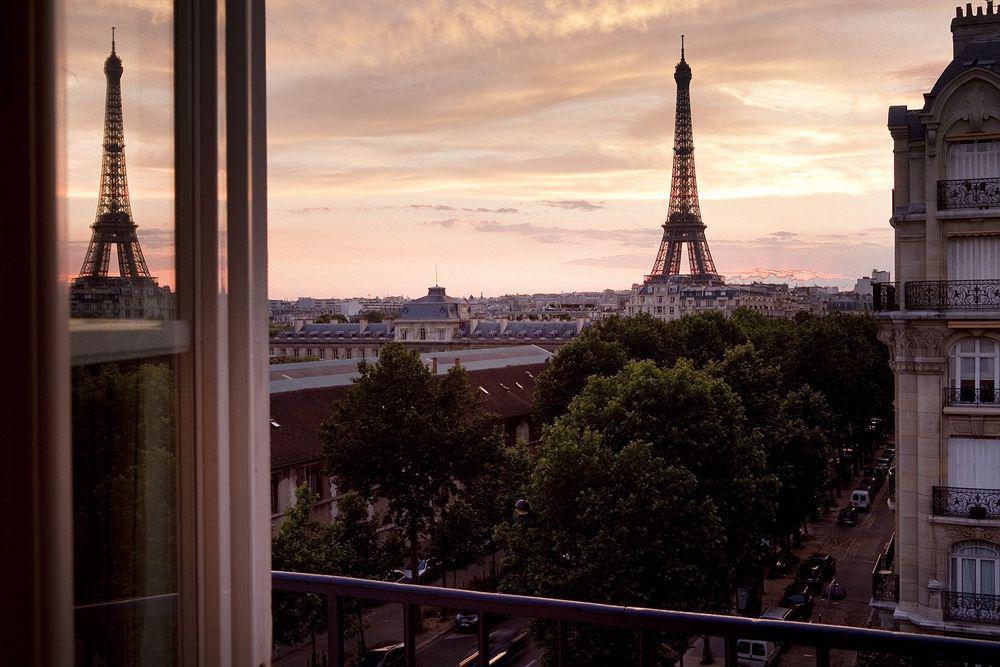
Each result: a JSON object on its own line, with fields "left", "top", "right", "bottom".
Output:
{"left": 687, "top": 456, "right": 896, "bottom": 666}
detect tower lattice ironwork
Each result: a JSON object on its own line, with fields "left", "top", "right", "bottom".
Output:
{"left": 78, "top": 29, "right": 152, "bottom": 280}
{"left": 647, "top": 36, "right": 719, "bottom": 282}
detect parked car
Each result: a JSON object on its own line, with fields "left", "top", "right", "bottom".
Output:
{"left": 794, "top": 563, "right": 824, "bottom": 590}
{"left": 736, "top": 638, "right": 780, "bottom": 666}
{"left": 458, "top": 629, "right": 530, "bottom": 667}
{"left": 884, "top": 447, "right": 895, "bottom": 461}
{"left": 391, "top": 559, "right": 434, "bottom": 584}
{"left": 356, "top": 642, "right": 405, "bottom": 667}
{"left": 767, "top": 552, "right": 796, "bottom": 579}
{"left": 836, "top": 506, "right": 859, "bottom": 526}
{"left": 780, "top": 584, "right": 815, "bottom": 620}
{"left": 759, "top": 606, "right": 795, "bottom": 622}
{"left": 455, "top": 611, "right": 479, "bottom": 632}
{"left": 805, "top": 553, "right": 837, "bottom": 579}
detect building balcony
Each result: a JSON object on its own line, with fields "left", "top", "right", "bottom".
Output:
{"left": 932, "top": 486, "right": 1000, "bottom": 520}
{"left": 943, "top": 591, "right": 1000, "bottom": 625}
{"left": 874, "top": 280, "right": 1000, "bottom": 312}
{"left": 937, "top": 177, "right": 1000, "bottom": 211}
{"left": 273, "top": 571, "right": 1000, "bottom": 666}
{"left": 872, "top": 533, "right": 899, "bottom": 605}
{"left": 944, "top": 387, "right": 1000, "bottom": 407}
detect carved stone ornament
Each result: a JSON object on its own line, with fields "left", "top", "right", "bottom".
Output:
{"left": 940, "top": 523, "right": 1000, "bottom": 545}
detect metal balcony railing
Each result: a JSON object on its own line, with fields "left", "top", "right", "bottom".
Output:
{"left": 904, "top": 280, "right": 1000, "bottom": 311}
{"left": 932, "top": 486, "right": 1000, "bottom": 520}
{"left": 273, "top": 571, "right": 1000, "bottom": 667}
{"left": 872, "top": 533, "right": 898, "bottom": 604}
{"left": 944, "top": 386, "right": 1000, "bottom": 406}
{"left": 943, "top": 590, "right": 1000, "bottom": 624}
{"left": 872, "top": 282, "right": 899, "bottom": 312}
{"left": 937, "top": 177, "right": 1000, "bottom": 210}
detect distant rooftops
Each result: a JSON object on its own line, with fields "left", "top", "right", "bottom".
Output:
{"left": 269, "top": 344, "right": 553, "bottom": 394}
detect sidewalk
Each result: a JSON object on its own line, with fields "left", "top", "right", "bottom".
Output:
{"left": 274, "top": 554, "right": 501, "bottom": 666}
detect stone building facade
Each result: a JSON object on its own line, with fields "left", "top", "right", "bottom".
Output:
{"left": 872, "top": 3, "right": 1000, "bottom": 637}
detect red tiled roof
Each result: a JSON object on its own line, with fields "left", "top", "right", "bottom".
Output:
{"left": 270, "top": 363, "right": 545, "bottom": 469}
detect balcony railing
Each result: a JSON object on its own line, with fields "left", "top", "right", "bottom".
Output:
{"left": 273, "top": 571, "right": 1000, "bottom": 667}
{"left": 943, "top": 590, "right": 1000, "bottom": 624}
{"left": 932, "top": 486, "right": 1000, "bottom": 520}
{"left": 944, "top": 386, "right": 1000, "bottom": 406}
{"left": 872, "top": 533, "right": 898, "bottom": 604}
{"left": 937, "top": 177, "right": 1000, "bottom": 210}
{"left": 904, "top": 280, "right": 1000, "bottom": 311}
{"left": 872, "top": 282, "right": 899, "bottom": 312}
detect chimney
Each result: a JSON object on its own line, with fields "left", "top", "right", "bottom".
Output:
{"left": 952, "top": 2, "right": 1000, "bottom": 58}
{"left": 293, "top": 318, "right": 305, "bottom": 333}
{"left": 431, "top": 357, "right": 438, "bottom": 374}
{"left": 454, "top": 357, "right": 461, "bottom": 369}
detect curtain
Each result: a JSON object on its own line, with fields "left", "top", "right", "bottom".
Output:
{"left": 948, "top": 236, "right": 1000, "bottom": 280}
{"left": 948, "top": 140, "right": 1000, "bottom": 180}
{"left": 948, "top": 438, "right": 1000, "bottom": 488}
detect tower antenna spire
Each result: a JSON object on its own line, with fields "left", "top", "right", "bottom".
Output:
{"left": 681, "top": 34, "right": 685, "bottom": 61}
{"left": 111, "top": 26, "right": 116, "bottom": 53}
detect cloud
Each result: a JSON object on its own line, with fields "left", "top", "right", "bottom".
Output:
{"left": 288, "top": 206, "right": 333, "bottom": 214}
{"left": 565, "top": 253, "right": 649, "bottom": 269}
{"left": 540, "top": 199, "right": 606, "bottom": 211}
{"left": 421, "top": 218, "right": 462, "bottom": 228}
{"left": 403, "top": 204, "right": 519, "bottom": 214}
{"left": 723, "top": 268, "right": 848, "bottom": 281}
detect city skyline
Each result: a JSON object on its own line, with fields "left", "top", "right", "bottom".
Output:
{"left": 64, "top": 1, "right": 956, "bottom": 299}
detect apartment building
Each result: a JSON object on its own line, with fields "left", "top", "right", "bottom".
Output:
{"left": 873, "top": 3, "right": 1000, "bottom": 637}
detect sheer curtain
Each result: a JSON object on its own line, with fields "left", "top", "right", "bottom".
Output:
{"left": 948, "top": 437, "right": 1000, "bottom": 488}
{"left": 948, "top": 235, "right": 1000, "bottom": 280}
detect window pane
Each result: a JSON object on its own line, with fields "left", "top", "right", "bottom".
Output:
{"left": 982, "top": 560, "right": 996, "bottom": 596}
{"left": 62, "top": 2, "right": 181, "bottom": 663}
{"left": 963, "top": 558, "right": 977, "bottom": 593}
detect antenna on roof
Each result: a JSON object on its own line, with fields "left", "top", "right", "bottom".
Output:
{"left": 435, "top": 263, "right": 438, "bottom": 287}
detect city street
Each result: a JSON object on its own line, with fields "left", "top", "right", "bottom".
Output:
{"left": 687, "top": 454, "right": 896, "bottom": 666}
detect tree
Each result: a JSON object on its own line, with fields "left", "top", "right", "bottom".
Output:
{"left": 356, "top": 309, "right": 385, "bottom": 323}
{"left": 532, "top": 336, "right": 628, "bottom": 426}
{"left": 498, "top": 429, "right": 723, "bottom": 663}
{"left": 321, "top": 344, "right": 504, "bottom": 600}
{"left": 271, "top": 486, "right": 400, "bottom": 651}
{"left": 315, "top": 312, "right": 348, "bottom": 324}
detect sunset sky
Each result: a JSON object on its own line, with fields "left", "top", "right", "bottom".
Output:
{"left": 64, "top": 1, "right": 959, "bottom": 299}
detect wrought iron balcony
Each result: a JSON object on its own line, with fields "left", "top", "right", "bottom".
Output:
{"left": 871, "top": 533, "right": 898, "bottom": 604}
{"left": 937, "top": 177, "right": 1000, "bottom": 210}
{"left": 943, "top": 590, "right": 1000, "bottom": 625}
{"left": 273, "top": 571, "right": 1000, "bottom": 667}
{"left": 904, "top": 280, "right": 1000, "bottom": 311}
{"left": 872, "top": 282, "right": 899, "bottom": 312}
{"left": 944, "top": 386, "right": 1000, "bottom": 406}
{"left": 932, "top": 486, "right": 1000, "bottom": 520}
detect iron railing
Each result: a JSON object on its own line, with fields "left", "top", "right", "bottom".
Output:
{"left": 873, "top": 282, "right": 899, "bottom": 312}
{"left": 932, "top": 486, "right": 1000, "bottom": 520}
{"left": 944, "top": 386, "right": 1000, "bottom": 406}
{"left": 937, "top": 177, "right": 1000, "bottom": 210}
{"left": 872, "top": 533, "right": 898, "bottom": 604}
{"left": 904, "top": 280, "right": 1000, "bottom": 311}
{"left": 943, "top": 590, "right": 1000, "bottom": 624}
{"left": 273, "top": 571, "right": 1000, "bottom": 667}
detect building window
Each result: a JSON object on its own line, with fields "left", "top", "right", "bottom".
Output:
{"left": 419, "top": 328, "right": 427, "bottom": 341}
{"left": 947, "top": 139, "right": 1000, "bottom": 180}
{"left": 437, "top": 329, "right": 445, "bottom": 341}
{"left": 345, "top": 349, "right": 352, "bottom": 359}
{"left": 951, "top": 540, "right": 1000, "bottom": 596}
{"left": 951, "top": 337, "right": 999, "bottom": 402}
{"left": 271, "top": 476, "right": 280, "bottom": 514}
{"left": 307, "top": 468, "right": 324, "bottom": 498}
{"left": 400, "top": 330, "right": 407, "bottom": 341}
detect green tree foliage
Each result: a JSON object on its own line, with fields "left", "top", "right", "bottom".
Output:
{"left": 532, "top": 336, "right": 629, "bottom": 425}
{"left": 314, "top": 312, "right": 348, "bottom": 324}
{"left": 356, "top": 309, "right": 385, "bottom": 323}
{"left": 269, "top": 322, "right": 292, "bottom": 337}
{"left": 320, "top": 344, "right": 504, "bottom": 591}
{"left": 270, "top": 355, "right": 321, "bottom": 365}
{"left": 72, "top": 361, "right": 176, "bottom": 606}
{"left": 272, "top": 486, "right": 400, "bottom": 649}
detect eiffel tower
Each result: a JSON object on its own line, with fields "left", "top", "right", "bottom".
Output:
{"left": 71, "top": 31, "right": 172, "bottom": 320}
{"left": 646, "top": 36, "right": 720, "bottom": 283}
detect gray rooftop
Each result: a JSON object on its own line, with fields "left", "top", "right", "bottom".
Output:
{"left": 269, "top": 344, "right": 553, "bottom": 394}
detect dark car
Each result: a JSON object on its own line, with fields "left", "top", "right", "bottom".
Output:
{"left": 836, "top": 506, "right": 859, "bottom": 526}
{"left": 805, "top": 553, "right": 837, "bottom": 579}
{"left": 356, "top": 642, "right": 405, "bottom": 667}
{"left": 863, "top": 476, "right": 882, "bottom": 494}
{"left": 455, "top": 611, "right": 479, "bottom": 632}
{"left": 884, "top": 447, "right": 895, "bottom": 461}
{"left": 780, "top": 584, "right": 815, "bottom": 620}
{"left": 823, "top": 579, "right": 847, "bottom": 601}
{"left": 794, "top": 563, "right": 824, "bottom": 590}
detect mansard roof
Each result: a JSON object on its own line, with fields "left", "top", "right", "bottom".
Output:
{"left": 396, "top": 286, "right": 464, "bottom": 321}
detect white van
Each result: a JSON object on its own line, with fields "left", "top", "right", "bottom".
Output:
{"left": 851, "top": 488, "right": 872, "bottom": 512}
{"left": 736, "top": 639, "right": 780, "bottom": 666}
{"left": 737, "top": 607, "right": 792, "bottom": 666}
